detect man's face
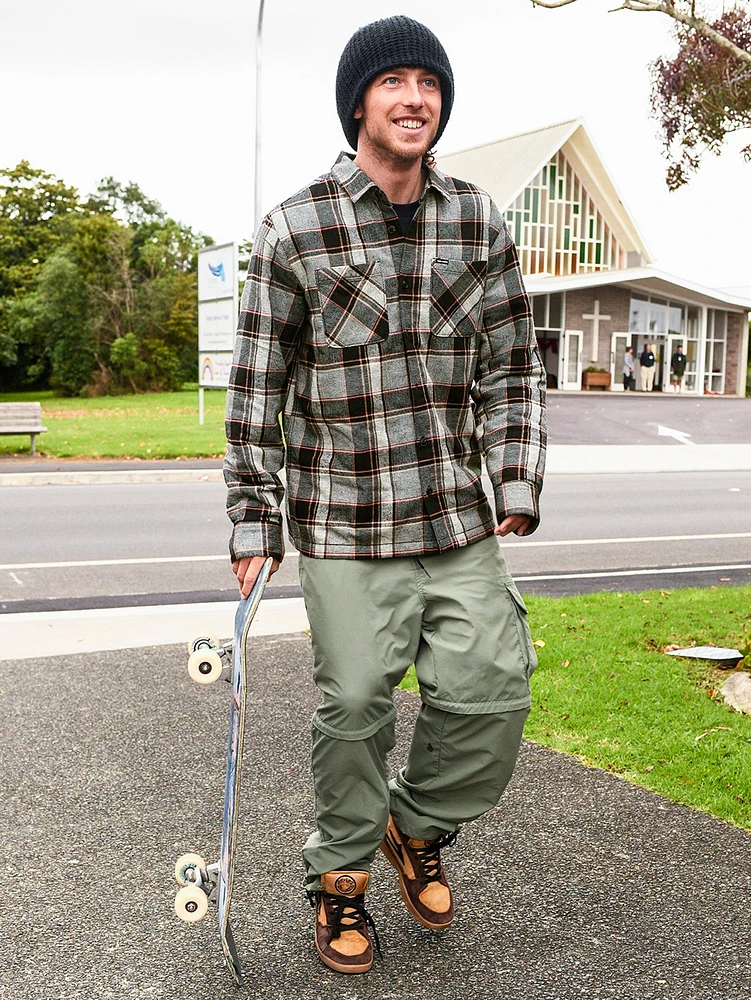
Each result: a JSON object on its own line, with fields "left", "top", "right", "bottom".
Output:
{"left": 354, "top": 66, "right": 441, "bottom": 165}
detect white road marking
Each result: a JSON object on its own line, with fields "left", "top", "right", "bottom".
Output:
{"left": 501, "top": 531, "right": 751, "bottom": 548}
{"left": 516, "top": 564, "right": 751, "bottom": 583}
{"left": 0, "top": 555, "right": 229, "bottom": 571}
{"left": 2, "top": 533, "right": 749, "bottom": 570}
{"left": 655, "top": 424, "right": 695, "bottom": 446}
{"left": 8, "top": 572, "right": 23, "bottom": 586}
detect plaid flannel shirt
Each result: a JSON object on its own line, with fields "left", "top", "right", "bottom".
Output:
{"left": 225, "top": 153, "right": 546, "bottom": 561}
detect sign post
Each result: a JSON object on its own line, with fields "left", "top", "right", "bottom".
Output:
{"left": 197, "top": 242, "right": 238, "bottom": 424}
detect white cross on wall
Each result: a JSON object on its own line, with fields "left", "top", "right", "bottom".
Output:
{"left": 582, "top": 299, "right": 611, "bottom": 364}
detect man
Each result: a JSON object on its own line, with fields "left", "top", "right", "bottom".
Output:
{"left": 671, "top": 345, "right": 687, "bottom": 392}
{"left": 623, "top": 344, "right": 636, "bottom": 390}
{"left": 224, "top": 15, "right": 546, "bottom": 975}
{"left": 639, "top": 342, "right": 655, "bottom": 392}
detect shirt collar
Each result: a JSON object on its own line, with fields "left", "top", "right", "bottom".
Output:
{"left": 332, "top": 152, "right": 452, "bottom": 205}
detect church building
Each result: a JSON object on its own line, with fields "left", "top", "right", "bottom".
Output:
{"left": 438, "top": 119, "right": 750, "bottom": 395}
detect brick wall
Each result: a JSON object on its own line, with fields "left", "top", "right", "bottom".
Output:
{"left": 564, "top": 286, "right": 631, "bottom": 370}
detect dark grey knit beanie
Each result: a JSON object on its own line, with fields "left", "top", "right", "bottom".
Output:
{"left": 336, "top": 15, "right": 454, "bottom": 151}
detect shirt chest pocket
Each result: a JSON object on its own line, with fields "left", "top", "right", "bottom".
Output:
{"left": 313, "top": 261, "right": 390, "bottom": 348}
{"left": 430, "top": 259, "right": 488, "bottom": 338}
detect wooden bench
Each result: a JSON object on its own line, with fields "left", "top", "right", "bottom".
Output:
{"left": 0, "top": 402, "right": 48, "bottom": 455}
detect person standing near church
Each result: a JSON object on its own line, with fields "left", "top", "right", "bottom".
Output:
{"left": 639, "top": 342, "right": 655, "bottom": 392}
{"left": 623, "top": 344, "right": 636, "bottom": 390}
{"left": 224, "top": 15, "right": 546, "bottom": 975}
{"left": 671, "top": 344, "right": 687, "bottom": 392}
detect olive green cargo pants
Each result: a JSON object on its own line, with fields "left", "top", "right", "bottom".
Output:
{"left": 298, "top": 535, "right": 537, "bottom": 890}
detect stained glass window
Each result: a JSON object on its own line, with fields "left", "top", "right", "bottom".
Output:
{"left": 506, "top": 149, "right": 627, "bottom": 276}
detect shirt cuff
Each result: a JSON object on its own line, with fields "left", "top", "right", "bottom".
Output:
{"left": 230, "top": 519, "right": 285, "bottom": 563}
{"left": 493, "top": 480, "right": 541, "bottom": 535}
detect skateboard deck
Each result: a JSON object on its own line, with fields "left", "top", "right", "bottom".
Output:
{"left": 174, "top": 557, "right": 274, "bottom": 985}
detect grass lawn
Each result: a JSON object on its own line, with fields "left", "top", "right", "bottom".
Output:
{"left": 0, "top": 388, "right": 228, "bottom": 459}
{"left": 402, "top": 585, "right": 751, "bottom": 830}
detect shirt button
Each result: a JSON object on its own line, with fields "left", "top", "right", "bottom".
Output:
{"left": 419, "top": 436, "right": 428, "bottom": 448}
{"left": 387, "top": 224, "right": 398, "bottom": 235}
{"left": 399, "top": 277, "right": 410, "bottom": 292}
{"left": 425, "top": 485, "right": 433, "bottom": 495}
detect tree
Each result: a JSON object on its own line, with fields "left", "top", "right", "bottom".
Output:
{"left": 6, "top": 248, "right": 95, "bottom": 394}
{"left": 84, "top": 177, "right": 166, "bottom": 227}
{"left": 530, "top": 1, "right": 751, "bottom": 187}
{"left": 0, "top": 163, "right": 211, "bottom": 394}
{"left": 66, "top": 214, "right": 135, "bottom": 391}
{"left": 0, "top": 161, "right": 80, "bottom": 299}
{"left": 0, "top": 162, "right": 81, "bottom": 379}
{"left": 653, "top": 7, "right": 751, "bottom": 188}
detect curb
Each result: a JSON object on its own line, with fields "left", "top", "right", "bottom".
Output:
{"left": 2, "top": 445, "right": 751, "bottom": 486}
{"left": 0, "top": 468, "right": 224, "bottom": 486}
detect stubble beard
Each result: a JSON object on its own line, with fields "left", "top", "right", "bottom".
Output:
{"left": 360, "top": 119, "right": 438, "bottom": 169}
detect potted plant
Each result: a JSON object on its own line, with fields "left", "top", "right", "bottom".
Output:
{"left": 582, "top": 366, "right": 611, "bottom": 390}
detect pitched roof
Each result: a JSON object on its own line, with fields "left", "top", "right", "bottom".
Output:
{"left": 524, "top": 266, "right": 751, "bottom": 312}
{"left": 437, "top": 118, "right": 652, "bottom": 263}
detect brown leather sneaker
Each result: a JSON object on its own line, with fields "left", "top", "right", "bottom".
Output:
{"left": 308, "top": 871, "right": 380, "bottom": 974}
{"left": 380, "top": 815, "right": 458, "bottom": 930}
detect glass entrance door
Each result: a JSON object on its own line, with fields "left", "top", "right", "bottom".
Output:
{"left": 610, "top": 332, "right": 629, "bottom": 392}
{"left": 562, "top": 330, "right": 582, "bottom": 390}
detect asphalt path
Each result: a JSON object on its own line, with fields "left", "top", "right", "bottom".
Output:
{"left": 3, "top": 634, "right": 750, "bottom": 1000}
{"left": 1, "top": 470, "right": 749, "bottom": 612}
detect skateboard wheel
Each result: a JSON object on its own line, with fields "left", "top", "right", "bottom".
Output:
{"left": 174, "top": 885, "right": 209, "bottom": 923}
{"left": 187, "top": 648, "right": 223, "bottom": 685}
{"left": 187, "top": 632, "right": 221, "bottom": 655}
{"left": 174, "top": 853, "right": 206, "bottom": 886}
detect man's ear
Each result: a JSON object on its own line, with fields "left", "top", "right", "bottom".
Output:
{"left": 354, "top": 106, "right": 363, "bottom": 120}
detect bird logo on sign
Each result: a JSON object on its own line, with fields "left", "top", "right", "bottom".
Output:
{"left": 208, "top": 261, "right": 226, "bottom": 281}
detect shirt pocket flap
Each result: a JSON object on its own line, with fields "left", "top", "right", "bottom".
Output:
{"left": 314, "top": 261, "right": 389, "bottom": 348}
{"left": 430, "top": 258, "right": 488, "bottom": 338}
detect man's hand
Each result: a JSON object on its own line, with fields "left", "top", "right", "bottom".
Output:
{"left": 232, "top": 555, "right": 281, "bottom": 598}
{"left": 494, "top": 514, "right": 533, "bottom": 538}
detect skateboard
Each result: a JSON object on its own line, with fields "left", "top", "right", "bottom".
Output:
{"left": 173, "top": 556, "right": 274, "bottom": 986}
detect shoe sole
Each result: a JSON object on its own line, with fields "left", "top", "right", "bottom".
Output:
{"left": 315, "top": 937, "right": 372, "bottom": 975}
{"left": 380, "top": 839, "right": 453, "bottom": 932}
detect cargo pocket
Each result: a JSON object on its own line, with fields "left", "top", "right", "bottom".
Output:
{"left": 429, "top": 258, "right": 487, "bottom": 338}
{"left": 504, "top": 577, "right": 538, "bottom": 679}
{"left": 314, "top": 261, "right": 389, "bottom": 348}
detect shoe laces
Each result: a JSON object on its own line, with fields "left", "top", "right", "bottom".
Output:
{"left": 307, "top": 889, "right": 382, "bottom": 956}
{"left": 412, "top": 829, "right": 458, "bottom": 883}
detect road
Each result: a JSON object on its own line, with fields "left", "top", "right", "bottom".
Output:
{"left": 1, "top": 469, "right": 749, "bottom": 611}
{"left": 546, "top": 394, "right": 751, "bottom": 445}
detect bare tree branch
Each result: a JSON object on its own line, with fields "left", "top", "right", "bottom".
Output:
{"left": 531, "top": 0, "right": 751, "bottom": 65}
{"left": 617, "top": 1, "right": 751, "bottom": 64}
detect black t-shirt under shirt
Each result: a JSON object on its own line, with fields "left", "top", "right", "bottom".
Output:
{"left": 391, "top": 200, "right": 420, "bottom": 235}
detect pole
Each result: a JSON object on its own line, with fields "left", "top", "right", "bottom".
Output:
{"left": 254, "top": 0, "right": 266, "bottom": 236}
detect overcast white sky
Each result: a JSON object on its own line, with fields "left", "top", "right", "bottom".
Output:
{"left": 2, "top": 0, "right": 749, "bottom": 290}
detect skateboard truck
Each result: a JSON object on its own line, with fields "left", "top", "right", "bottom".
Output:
{"left": 186, "top": 634, "right": 234, "bottom": 685}
{"left": 174, "top": 854, "right": 221, "bottom": 923}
